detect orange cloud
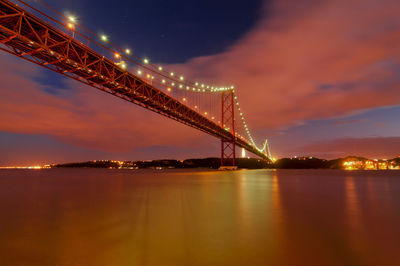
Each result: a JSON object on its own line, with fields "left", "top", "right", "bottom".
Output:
{"left": 173, "top": 0, "right": 400, "bottom": 131}
{"left": 296, "top": 137, "right": 400, "bottom": 158}
{"left": 0, "top": 53, "right": 208, "bottom": 152}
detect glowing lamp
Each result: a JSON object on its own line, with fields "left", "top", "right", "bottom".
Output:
{"left": 68, "top": 16, "right": 76, "bottom": 23}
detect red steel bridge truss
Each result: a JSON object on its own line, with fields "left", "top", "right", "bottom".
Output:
{"left": 0, "top": 0, "right": 271, "bottom": 164}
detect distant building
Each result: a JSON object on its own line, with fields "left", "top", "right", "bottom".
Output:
{"left": 343, "top": 158, "right": 399, "bottom": 170}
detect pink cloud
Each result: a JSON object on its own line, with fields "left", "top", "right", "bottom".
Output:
{"left": 295, "top": 137, "right": 400, "bottom": 158}
{"left": 173, "top": 0, "right": 400, "bottom": 132}
{"left": 0, "top": 53, "right": 209, "bottom": 152}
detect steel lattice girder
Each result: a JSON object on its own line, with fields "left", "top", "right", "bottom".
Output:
{"left": 221, "top": 91, "right": 236, "bottom": 166}
{"left": 0, "top": 0, "right": 267, "bottom": 160}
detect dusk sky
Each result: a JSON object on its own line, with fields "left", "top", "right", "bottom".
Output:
{"left": 1, "top": 0, "right": 400, "bottom": 165}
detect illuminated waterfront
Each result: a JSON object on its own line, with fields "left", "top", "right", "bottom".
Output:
{"left": 0, "top": 169, "right": 399, "bottom": 265}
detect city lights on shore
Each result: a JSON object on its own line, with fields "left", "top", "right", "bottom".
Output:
{"left": 343, "top": 159, "right": 400, "bottom": 170}
{"left": 0, "top": 165, "right": 47, "bottom": 169}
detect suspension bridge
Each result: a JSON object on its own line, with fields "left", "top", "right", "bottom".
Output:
{"left": 0, "top": 0, "right": 272, "bottom": 166}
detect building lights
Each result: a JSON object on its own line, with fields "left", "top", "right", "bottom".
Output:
{"left": 125, "top": 49, "right": 131, "bottom": 55}
{"left": 143, "top": 58, "right": 149, "bottom": 64}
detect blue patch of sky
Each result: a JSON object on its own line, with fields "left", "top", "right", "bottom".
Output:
{"left": 33, "top": 70, "right": 72, "bottom": 95}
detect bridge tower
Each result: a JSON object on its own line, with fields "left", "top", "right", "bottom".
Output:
{"left": 221, "top": 90, "right": 236, "bottom": 167}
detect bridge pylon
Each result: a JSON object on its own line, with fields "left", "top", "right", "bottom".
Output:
{"left": 220, "top": 90, "right": 236, "bottom": 167}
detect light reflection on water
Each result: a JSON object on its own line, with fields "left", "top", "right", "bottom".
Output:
{"left": 0, "top": 169, "right": 399, "bottom": 266}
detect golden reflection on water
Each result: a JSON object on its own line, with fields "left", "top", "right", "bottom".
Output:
{"left": 272, "top": 170, "right": 282, "bottom": 218}
{"left": 1, "top": 169, "right": 400, "bottom": 266}
{"left": 345, "top": 176, "right": 361, "bottom": 232}
{"left": 344, "top": 175, "right": 367, "bottom": 264}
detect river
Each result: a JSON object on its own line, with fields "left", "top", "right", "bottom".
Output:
{"left": 0, "top": 169, "right": 399, "bottom": 266}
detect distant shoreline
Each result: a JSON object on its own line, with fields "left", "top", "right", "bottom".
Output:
{"left": 2, "top": 156, "right": 398, "bottom": 170}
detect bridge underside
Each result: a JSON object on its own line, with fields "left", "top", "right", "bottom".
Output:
{"left": 0, "top": 0, "right": 268, "bottom": 161}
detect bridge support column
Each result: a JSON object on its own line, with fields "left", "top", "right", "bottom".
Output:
{"left": 220, "top": 90, "right": 236, "bottom": 167}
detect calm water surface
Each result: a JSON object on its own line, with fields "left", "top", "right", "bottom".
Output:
{"left": 0, "top": 169, "right": 400, "bottom": 266}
